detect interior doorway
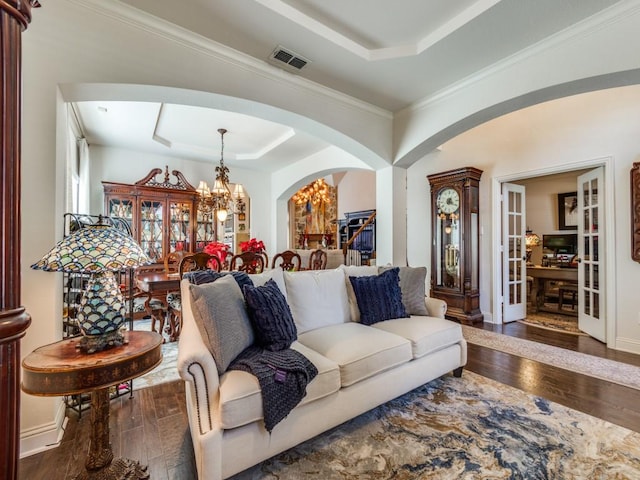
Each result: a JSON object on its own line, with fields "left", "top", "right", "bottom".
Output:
{"left": 493, "top": 158, "right": 615, "bottom": 347}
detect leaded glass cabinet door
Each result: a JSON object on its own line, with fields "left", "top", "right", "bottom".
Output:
{"left": 169, "top": 200, "right": 192, "bottom": 253}
{"left": 502, "top": 183, "right": 526, "bottom": 322}
{"left": 196, "top": 209, "right": 215, "bottom": 250}
{"left": 140, "top": 198, "right": 164, "bottom": 262}
{"left": 106, "top": 197, "right": 134, "bottom": 235}
{"left": 577, "top": 167, "right": 605, "bottom": 342}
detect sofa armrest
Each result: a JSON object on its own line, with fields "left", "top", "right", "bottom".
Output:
{"left": 424, "top": 296, "right": 447, "bottom": 319}
{"left": 177, "top": 279, "right": 221, "bottom": 436}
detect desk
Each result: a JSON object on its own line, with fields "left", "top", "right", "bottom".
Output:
{"left": 22, "top": 331, "right": 163, "bottom": 480}
{"left": 527, "top": 266, "right": 578, "bottom": 315}
{"left": 136, "top": 271, "right": 181, "bottom": 340}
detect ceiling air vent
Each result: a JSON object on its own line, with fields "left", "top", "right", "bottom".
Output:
{"left": 269, "top": 46, "right": 310, "bottom": 71}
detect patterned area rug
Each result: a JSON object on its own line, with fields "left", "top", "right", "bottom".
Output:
{"left": 520, "top": 305, "right": 584, "bottom": 335}
{"left": 134, "top": 319, "right": 180, "bottom": 389}
{"left": 232, "top": 371, "right": 640, "bottom": 479}
{"left": 462, "top": 325, "right": 640, "bottom": 391}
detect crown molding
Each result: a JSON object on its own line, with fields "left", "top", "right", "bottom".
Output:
{"left": 402, "top": 0, "right": 640, "bottom": 115}
{"left": 66, "top": 0, "right": 392, "bottom": 120}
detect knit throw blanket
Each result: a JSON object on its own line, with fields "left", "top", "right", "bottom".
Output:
{"left": 229, "top": 346, "right": 318, "bottom": 433}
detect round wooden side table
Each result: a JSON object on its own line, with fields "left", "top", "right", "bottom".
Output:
{"left": 22, "top": 330, "right": 163, "bottom": 480}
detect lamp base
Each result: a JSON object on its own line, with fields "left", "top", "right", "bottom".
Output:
{"left": 78, "top": 330, "right": 125, "bottom": 354}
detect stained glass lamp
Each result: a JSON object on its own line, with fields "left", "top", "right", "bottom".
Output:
{"left": 32, "top": 222, "right": 151, "bottom": 353}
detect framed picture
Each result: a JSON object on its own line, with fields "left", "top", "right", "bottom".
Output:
{"left": 238, "top": 223, "right": 246, "bottom": 231}
{"left": 238, "top": 212, "right": 246, "bottom": 221}
{"left": 558, "top": 191, "right": 578, "bottom": 230}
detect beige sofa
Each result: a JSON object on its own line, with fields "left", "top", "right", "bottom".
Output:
{"left": 177, "top": 266, "right": 467, "bottom": 480}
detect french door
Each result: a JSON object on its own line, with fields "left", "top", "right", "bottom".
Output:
{"left": 502, "top": 183, "right": 527, "bottom": 322}
{"left": 577, "top": 167, "right": 605, "bottom": 341}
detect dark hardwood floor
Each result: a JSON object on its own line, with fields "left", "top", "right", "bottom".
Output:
{"left": 18, "top": 322, "right": 640, "bottom": 479}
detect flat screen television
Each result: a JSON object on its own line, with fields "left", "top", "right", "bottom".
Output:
{"left": 542, "top": 233, "right": 577, "bottom": 254}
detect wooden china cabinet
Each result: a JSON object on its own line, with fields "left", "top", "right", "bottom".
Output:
{"left": 103, "top": 167, "right": 200, "bottom": 262}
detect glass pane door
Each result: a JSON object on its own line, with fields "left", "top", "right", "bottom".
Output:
{"left": 502, "top": 183, "right": 526, "bottom": 322}
{"left": 578, "top": 167, "right": 605, "bottom": 342}
{"left": 140, "top": 199, "right": 164, "bottom": 262}
{"left": 107, "top": 198, "right": 134, "bottom": 234}
{"left": 169, "top": 201, "right": 192, "bottom": 253}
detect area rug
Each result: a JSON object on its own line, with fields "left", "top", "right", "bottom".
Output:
{"left": 462, "top": 325, "right": 640, "bottom": 391}
{"left": 133, "top": 320, "right": 180, "bottom": 389}
{"left": 519, "top": 306, "right": 584, "bottom": 335}
{"left": 231, "top": 371, "right": 640, "bottom": 479}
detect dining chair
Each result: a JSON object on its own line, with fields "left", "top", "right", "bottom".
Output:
{"left": 271, "top": 250, "right": 302, "bottom": 271}
{"left": 160, "top": 252, "right": 223, "bottom": 340}
{"left": 128, "top": 265, "right": 168, "bottom": 335}
{"left": 308, "top": 249, "right": 328, "bottom": 270}
{"left": 164, "top": 251, "right": 191, "bottom": 340}
{"left": 230, "top": 251, "right": 265, "bottom": 274}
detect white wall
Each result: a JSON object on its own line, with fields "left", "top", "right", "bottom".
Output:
{"left": 407, "top": 85, "right": 640, "bottom": 354}
{"left": 337, "top": 170, "right": 376, "bottom": 218}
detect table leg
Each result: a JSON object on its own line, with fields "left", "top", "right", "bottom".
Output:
{"left": 75, "top": 387, "right": 149, "bottom": 480}
{"left": 529, "top": 278, "right": 540, "bottom": 313}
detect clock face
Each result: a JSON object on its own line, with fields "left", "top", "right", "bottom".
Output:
{"left": 437, "top": 188, "right": 460, "bottom": 214}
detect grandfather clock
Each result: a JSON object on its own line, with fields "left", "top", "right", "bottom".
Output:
{"left": 427, "top": 167, "right": 483, "bottom": 324}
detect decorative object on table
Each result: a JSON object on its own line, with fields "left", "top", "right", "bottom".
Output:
{"left": 203, "top": 241, "right": 231, "bottom": 265}
{"left": 31, "top": 217, "right": 151, "bottom": 353}
{"left": 22, "top": 330, "right": 162, "bottom": 480}
{"left": 631, "top": 162, "right": 640, "bottom": 262}
{"left": 427, "top": 167, "right": 483, "bottom": 324}
{"left": 240, "top": 237, "right": 265, "bottom": 254}
{"left": 525, "top": 229, "right": 541, "bottom": 264}
{"left": 195, "top": 128, "right": 246, "bottom": 224}
{"left": 557, "top": 191, "right": 578, "bottom": 230}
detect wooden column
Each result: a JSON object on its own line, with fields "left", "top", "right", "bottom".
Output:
{"left": 0, "top": 1, "right": 39, "bottom": 479}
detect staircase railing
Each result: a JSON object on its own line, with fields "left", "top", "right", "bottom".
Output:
{"left": 342, "top": 211, "right": 376, "bottom": 265}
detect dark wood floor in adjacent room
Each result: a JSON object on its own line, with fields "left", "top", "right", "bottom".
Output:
{"left": 18, "top": 322, "right": 640, "bottom": 479}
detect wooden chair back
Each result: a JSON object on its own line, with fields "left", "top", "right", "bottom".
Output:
{"left": 271, "top": 250, "right": 302, "bottom": 271}
{"left": 230, "top": 251, "right": 265, "bottom": 274}
{"left": 308, "top": 249, "right": 328, "bottom": 270}
{"left": 178, "top": 252, "right": 222, "bottom": 278}
{"left": 164, "top": 250, "right": 190, "bottom": 273}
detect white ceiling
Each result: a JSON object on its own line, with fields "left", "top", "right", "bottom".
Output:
{"left": 75, "top": 0, "right": 623, "bottom": 172}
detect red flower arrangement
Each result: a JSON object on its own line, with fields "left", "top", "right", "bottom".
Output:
{"left": 239, "top": 237, "right": 265, "bottom": 254}
{"left": 203, "top": 241, "right": 231, "bottom": 263}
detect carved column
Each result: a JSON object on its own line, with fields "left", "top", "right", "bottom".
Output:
{"left": 0, "top": 1, "right": 40, "bottom": 479}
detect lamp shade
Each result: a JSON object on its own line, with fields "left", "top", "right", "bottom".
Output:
{"left": 31, "top": 225, "right": 150, "bottom": 273}
{"left": 32, "top": 224, "right": 151, "bottom": 353}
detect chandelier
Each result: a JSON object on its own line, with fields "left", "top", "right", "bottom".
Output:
{"left": 292, "top": 178, "right": 332, "bottom": 206}
{"left": 196, "top": 128, "right": 246, "bottom": 223}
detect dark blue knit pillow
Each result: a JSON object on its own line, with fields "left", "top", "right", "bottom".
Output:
{"left": 349, "top": 267, "right": 409, "bottom": 325}
{"left": 184, "top": 270, "right": 253, "bottom": 291}
{"left": 243, "top": 279, "right": 297, "bottom": 351}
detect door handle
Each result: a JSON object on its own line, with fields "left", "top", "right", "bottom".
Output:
{"left": 575, "top": 257, "right": 582, "bottom": 263}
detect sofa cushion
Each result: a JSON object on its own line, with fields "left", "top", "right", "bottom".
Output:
{"left": 338, "top": 265, "right": 378, "bottom": 322}
{"left": 372, "top": 316, "right": 463, "bottom": 359}
{"left": 348, "top": 268, "right": 409, "bottom": 325}
{"left": 243, "top": 279, "right": 297, "bottom": 351}
{"left": 189, "top": 275, "right": 255, "bottom": 375}
{"left": 379, "top": 266, "right": 429, "bottom": 316}
{"left": 297, "top": 322, "right": 412, "bottom": 387}
{"left": 248, "top": 268, "right": 287, "bottom": 300}
{"left": 284, "top": 269, "right": 351, "bottom": 334}
{"left": 218, "top": 341, "right": 341, "bottom": 429}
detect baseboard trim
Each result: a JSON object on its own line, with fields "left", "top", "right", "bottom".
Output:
{"left": 19, "top": 400, "right": 67, "bottom": 458}
{"left": 615, "top": 336, "right": 640, "bottom": 355}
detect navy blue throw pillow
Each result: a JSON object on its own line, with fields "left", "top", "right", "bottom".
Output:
{"left": 184, "top": 270, "right": 253, "bottom": 291}
{"left": 349, "top": 267, "right": 409, "bottom": 325}
{"left": 243, "top": 279, "right": 297, "bottom": 351}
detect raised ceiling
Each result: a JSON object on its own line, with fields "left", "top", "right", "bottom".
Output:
{"left": 76, "top": 0, "right": 624, "bottom": 172}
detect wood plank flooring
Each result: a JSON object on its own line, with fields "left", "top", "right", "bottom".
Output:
{"left": 18, "top": 322, "right": 640, "bottom": 479}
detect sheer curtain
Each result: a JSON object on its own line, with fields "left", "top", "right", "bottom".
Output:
{"left": 65, "top": 104, "right": 90, "bottom": 214}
